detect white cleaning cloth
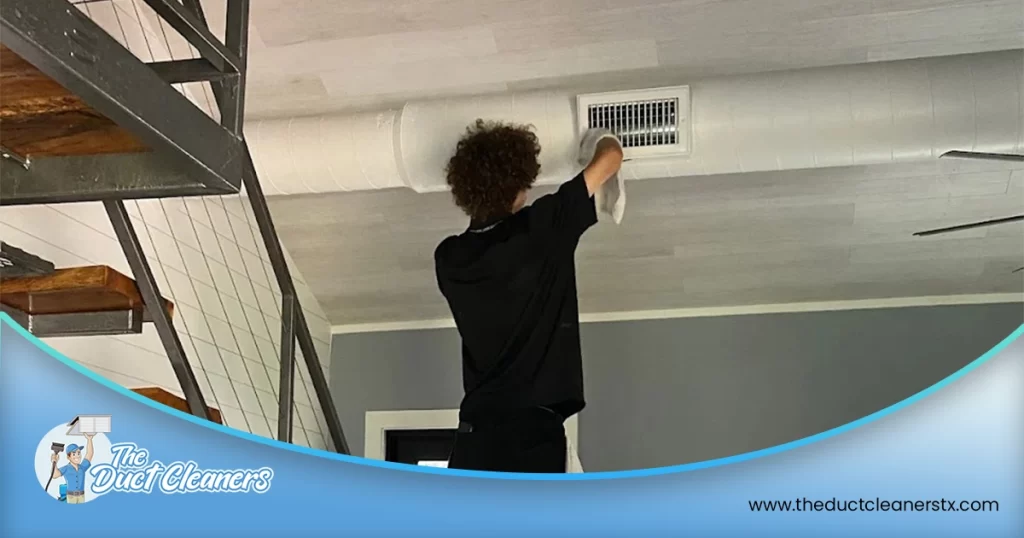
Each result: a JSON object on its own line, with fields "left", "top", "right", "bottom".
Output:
{"left": 578, "top": 128, "right": 626, "bottom": 225}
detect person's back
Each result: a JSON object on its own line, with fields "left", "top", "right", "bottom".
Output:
{"left": 435, "top": 120, "right": 623, "bottom": 473}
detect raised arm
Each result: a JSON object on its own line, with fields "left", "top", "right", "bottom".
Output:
{"left": 50, "top": 453, "right": 63, "bottom": 479}
{"left": 528, "top": 130, "right": 624, "bottom": 238}
{"left": 582, "top": 135, "right": 624, "bottom": 196}
{"left": 84, "top": 433, "right": 94, "bottom": 463}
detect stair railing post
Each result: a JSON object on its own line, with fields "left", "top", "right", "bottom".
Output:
{"left": 104, "top": 200, "right": 209, "bottom": 421}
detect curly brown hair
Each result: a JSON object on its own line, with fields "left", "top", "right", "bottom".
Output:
{"left": 445, "top": 119, "right": 541, "bottom": 222}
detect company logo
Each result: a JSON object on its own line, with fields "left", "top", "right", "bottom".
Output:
{"left": 91, "top": 443, "right": 274, "bottom": 494}
{"left": 34, "top": 416, "right": 114, "bottom": 504}
{"left": 36, "top": 415, "right": 274, "bottom": 503}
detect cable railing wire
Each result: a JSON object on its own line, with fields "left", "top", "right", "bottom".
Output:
{"left": 68, "top": 0, "right": 339, "bottom": 450}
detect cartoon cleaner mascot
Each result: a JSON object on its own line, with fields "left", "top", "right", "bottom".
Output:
{"left": 51, "top": 433, "right": 94, "bottom": 504}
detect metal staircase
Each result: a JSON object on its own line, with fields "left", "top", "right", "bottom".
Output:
{"left": 0, "top": 0, "right": 349, "bottom": 453}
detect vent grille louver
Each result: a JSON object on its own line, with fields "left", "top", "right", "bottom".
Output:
{"left": 587, "top": 98, "right": 679, "bottom": 149}
{"left": 577, "top": 86, "right": 691, "bottom": 159}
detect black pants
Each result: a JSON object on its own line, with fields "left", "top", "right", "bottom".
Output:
{"left": 447, "top": 408, "right": 566, "bottom": 473}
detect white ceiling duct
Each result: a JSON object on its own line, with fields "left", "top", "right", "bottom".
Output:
{"left": 246, "top": 50, "right": 1024, "bottom": 196}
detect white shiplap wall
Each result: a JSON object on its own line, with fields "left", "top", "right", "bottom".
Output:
{"left": 0, "top": 0, "right": 336, "bottom": 450}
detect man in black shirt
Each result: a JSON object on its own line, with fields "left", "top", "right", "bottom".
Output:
{"left": 435, "top": 120, "right": 623, "bottom": 473}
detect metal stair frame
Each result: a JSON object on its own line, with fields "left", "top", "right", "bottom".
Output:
{"left": 0, "top": 0, "right": 349, "bottom": 453}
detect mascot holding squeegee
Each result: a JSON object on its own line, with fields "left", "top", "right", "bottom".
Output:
{"left": 46, "top": 433, "right": 94, "bottom": 504}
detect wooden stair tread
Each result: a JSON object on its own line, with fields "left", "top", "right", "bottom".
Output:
{"left": 132, "top": 387, "right": 223, "bottom": 425}
{"left": 0, "top": 44, "right": 150, "bottom": 157}
{"left": 0, "top": 265, "right": 174, "bottom": 317}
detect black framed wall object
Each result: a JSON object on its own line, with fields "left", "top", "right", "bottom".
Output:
{"left": 385, "top": 429, "right": 457, "bottom": 467}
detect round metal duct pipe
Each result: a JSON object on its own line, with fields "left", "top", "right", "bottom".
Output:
{"left": 246, "top": 50, "right": 1024, "bottom": 196}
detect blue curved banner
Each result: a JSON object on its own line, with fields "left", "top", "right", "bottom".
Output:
{"left": 1, "top": 313, "right": 1022, "bottom": 537}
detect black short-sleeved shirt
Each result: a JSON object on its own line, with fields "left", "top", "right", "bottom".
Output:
{"left": 435, "top": 173, "right": 597, "bottom": 422}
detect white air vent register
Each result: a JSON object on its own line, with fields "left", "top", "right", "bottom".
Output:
{"left": 577, "top": 86, "right": 691, "bottom": 160}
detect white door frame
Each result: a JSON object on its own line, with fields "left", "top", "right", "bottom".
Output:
{"left": 364, "top": 409, "right": 580, "bottom": 461}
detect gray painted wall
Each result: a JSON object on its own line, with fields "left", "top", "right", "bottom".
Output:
{"left": 330, "top": 303, "right": 1022, "bottom": 471}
